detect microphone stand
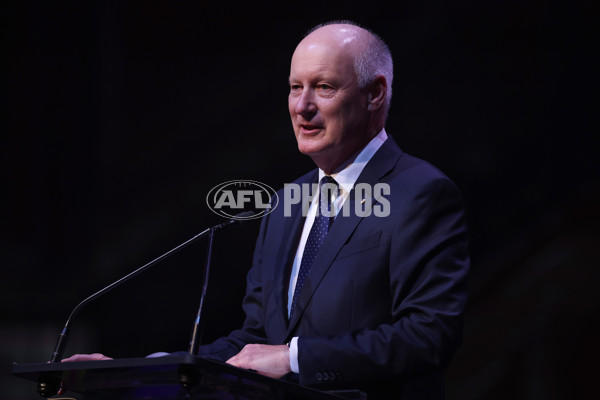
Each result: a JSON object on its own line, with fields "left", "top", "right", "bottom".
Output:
{"left": 49, "top": 226, "right": 214, "bottom": 364}
{"left": 40, "top": 212, "right": 254, "bottom": 397}
{"left": 188, "top": 211, "right": 256, "bottom": 353}
{"left": 188, "top": 226, "right": 214, "bottom": 355}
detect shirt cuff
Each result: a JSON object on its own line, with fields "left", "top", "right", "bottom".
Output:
{"left": 288, "top": 337, "right": 299, "bottom": 373}
{"left": 146, "top": 351, "right": 170, "bottom": 358}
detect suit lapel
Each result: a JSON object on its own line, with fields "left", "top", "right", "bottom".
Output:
{"left": 286, "top": 137, "right": 404, "bottom": 335}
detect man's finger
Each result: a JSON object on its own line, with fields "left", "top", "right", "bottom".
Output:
{"left": 62, "top": 353, "right": 113, "bottom": 362}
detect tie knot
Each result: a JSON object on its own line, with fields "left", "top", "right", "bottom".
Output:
{"left": 320, "top": 175, "right": 336, "bottom": 186}
{"left": 319, "top": 176, "right": 338, "bottom": 217}
{"left": 320, "top": 176, "right": 338, "bottom": 203}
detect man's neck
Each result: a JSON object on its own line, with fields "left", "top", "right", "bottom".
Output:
{"left": 316, "top": 128, "right": 385, "bottom": 175}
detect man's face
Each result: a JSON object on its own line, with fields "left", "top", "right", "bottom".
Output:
{"left": 288, "top": 30, "right": 371, "bottom": 172}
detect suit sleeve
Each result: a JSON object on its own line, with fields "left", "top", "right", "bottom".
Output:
{"left": 297, "top": 176, "right": 470, "bottom": 386}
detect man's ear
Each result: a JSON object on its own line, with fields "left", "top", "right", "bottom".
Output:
{"left": 367, "top": 75, "right": 387, "bottom": 111}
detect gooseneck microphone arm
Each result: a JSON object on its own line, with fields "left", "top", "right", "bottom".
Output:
{"left": 48, "top": 212, "right": 253, "bottom": 364}
{"left": 188, "top": 210, "right": 256, "bottom": 354}
{"left": 187, "top": 227, "right": 215, "bottom": 355}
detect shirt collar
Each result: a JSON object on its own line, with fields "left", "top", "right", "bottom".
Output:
{"left": 318, "top": 128, "right": 388, "bottom": 197}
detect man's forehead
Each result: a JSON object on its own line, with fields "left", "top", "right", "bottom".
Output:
{"left": 287, "top": 24, "right": 364, "bottom": 82}
{"left": 289, "top": 46, "right": 353, "bottom": 81}
{"left": 291, "top": 36, "right": 357, "bottom": 70}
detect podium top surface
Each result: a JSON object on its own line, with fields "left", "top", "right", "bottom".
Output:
{"left": 13, "top": 354, "right": 355, "bottom": 400}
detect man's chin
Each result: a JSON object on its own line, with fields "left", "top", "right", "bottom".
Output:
{"left": 296, "top": 138, "right": 328, "bottom": 156}
{"left": 297, "top": 144, "right": 324, "bottom": 158}
{"left": 297, "top": 145, "right": 338, "bottom": 173}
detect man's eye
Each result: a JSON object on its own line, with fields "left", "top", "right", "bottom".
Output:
{"left": 316, "top": 84, "right": 335, "bottom": 95}
{"left": 290, "top": 84, "right": 302, "bottom": 91}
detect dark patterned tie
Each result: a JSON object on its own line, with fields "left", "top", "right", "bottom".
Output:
{"left": 290, "top": 175, "right": 338, "bottom": 321}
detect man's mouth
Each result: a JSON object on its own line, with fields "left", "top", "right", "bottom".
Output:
{"left": 299, "top": 124, "right": 323, "bottom": 134}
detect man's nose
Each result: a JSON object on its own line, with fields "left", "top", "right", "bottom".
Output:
{"left": 294, "top": 90, "right": 317, "bottom": 117}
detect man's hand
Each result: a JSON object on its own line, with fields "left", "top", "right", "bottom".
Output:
{"left": 226, "top": 344, "right": 291, "bottom": 379}
{"left": 61, "top": 353, "right": 113, "bottom": 362}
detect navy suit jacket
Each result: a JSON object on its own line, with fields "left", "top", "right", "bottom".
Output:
{"left": 197, "top": 136, "right": 470, "bottom": 399}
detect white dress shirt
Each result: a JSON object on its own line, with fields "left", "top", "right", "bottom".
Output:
{"left": 287, "top": 129, "right": 388, "bottom": 373}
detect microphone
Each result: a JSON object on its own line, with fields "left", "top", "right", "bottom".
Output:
{"left": 48, "top": 211, "right": 255, "bottom": 365}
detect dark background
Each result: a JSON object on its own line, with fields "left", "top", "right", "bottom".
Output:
{"left": 2, "top": 1, "right": 598, "bottom": 399}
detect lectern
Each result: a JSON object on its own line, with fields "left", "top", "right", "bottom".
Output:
{"left": 12, "top": 354, "right": 364, "bottom": 399}
{"left": 11, "top": 217, "right": 367, "bottom": 399}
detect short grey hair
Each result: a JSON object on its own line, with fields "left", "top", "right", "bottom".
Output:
{"left": 306, "top": 21, "right": 394, "bottom": 120}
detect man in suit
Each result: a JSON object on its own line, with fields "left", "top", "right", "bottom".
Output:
{"left": 64, "top": 21, "right": 469, "bottom": 399}
{"left": 199, "top": 21, "right": 470, "bottom": 398}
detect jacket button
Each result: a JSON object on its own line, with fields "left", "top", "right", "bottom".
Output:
{"left": 316, "top": 372, "right": 323, "bottom": 381}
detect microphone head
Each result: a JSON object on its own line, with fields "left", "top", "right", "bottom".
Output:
{"left": 232, "top": 211, "right": 257, "bottom": 223}
{"left": 213, "top": 211, "right": 257, "bottom": 231}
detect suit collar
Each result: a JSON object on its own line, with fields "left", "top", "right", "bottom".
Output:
{"left": 361, "top": 134, "right": 403, "bottom": 182}
{"left": 322, "top": 128, "right": 389, "bottom": 196}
